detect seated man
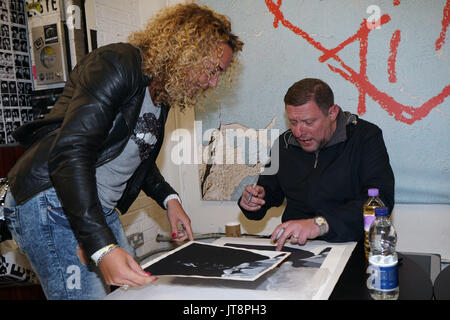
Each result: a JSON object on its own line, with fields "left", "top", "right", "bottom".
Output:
{"left": 238, "top": 78, "right": 394, "bottom": 250}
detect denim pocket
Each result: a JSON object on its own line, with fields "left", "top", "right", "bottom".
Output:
{"left": 45, "top": 190, "right": 72, "bottom": 229}
{"left": 103, "top": 207, "right": 120, "bottom": 227}
{"left": 45, "top": 188, "right": 118, "bottom": 229}
{"left": 102, "top": 207, "right": 115, "bottom": 216}
{"left": 3, "top": 206, "right": 22, "bottom": 246}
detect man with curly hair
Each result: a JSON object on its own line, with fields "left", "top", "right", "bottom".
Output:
{"left": 4, "top": 3, "right": 243, "bottom": 299}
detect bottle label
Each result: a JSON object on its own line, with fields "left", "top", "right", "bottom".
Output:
{"left": 367, "top": 262, "right": 398, "bottom": 291}
{"left": 364, "top": 215, "right": 376, "bottom": 232}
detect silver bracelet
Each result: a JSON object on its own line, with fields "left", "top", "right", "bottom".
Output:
{"left": 95, "top": 244, "right": 119, "bottom": 266}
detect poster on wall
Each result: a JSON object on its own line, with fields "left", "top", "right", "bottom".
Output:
{"left": 0, "top": 0, "right": 34, "bottom": 146}
{"left": 25, "top": 0, "right": 68, "bottom": 90}
{"left": 30, "top": 21, "right": 67, "bottom": 86}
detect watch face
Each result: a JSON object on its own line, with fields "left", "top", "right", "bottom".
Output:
{"left": 315, "top": 216, "right": 327, "bottom": 236}
{"left": 315, "top": 217, "right": 325, "bottom": 225}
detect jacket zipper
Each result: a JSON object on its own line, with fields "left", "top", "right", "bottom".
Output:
{"left": 314, "top": 151, "right": 319, "bottom": 168}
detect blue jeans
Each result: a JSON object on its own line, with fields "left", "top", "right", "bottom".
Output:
{"left": 3, "top": 188, "right": 134, "bottom": 300}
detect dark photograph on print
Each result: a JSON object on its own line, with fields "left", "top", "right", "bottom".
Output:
{"left": 224, "top": 243, "right": 332, "bottom": 269}
{"left": 144, "top": 242, "right": 290, "bottom": 281}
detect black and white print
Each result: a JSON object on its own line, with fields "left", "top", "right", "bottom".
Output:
{"left": 144, "top": 242, "right": 290, "bottom": 281}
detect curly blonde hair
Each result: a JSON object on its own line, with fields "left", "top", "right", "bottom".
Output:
{"left": 128, "top": 3, "right": 243, "bottom": 111}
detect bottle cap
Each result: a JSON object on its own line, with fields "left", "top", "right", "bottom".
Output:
{"left": 368, "top": 188, "right": 379, "bottom": 197}
{"left": 375, "top": 206, "right": 389, "bottom": 216}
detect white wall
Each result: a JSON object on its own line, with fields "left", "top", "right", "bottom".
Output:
{"left": 86, "top": 0, "right": 450, "bottom": 262}
{"left": 393, "top": 205, "right": 450, "bottom": 260}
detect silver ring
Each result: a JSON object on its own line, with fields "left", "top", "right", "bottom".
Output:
{"left": 121, "top": 284, "right": 129, "bottom": 291}
{"left": 292, "top": 235, "right": 298, "bottom": 239}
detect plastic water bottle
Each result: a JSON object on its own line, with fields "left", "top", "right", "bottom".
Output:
{"left": 363, "top": 188, "right": 385, "bottom": 259}
{"left": 367, "top": 207, "right": 399, "bottom": 300}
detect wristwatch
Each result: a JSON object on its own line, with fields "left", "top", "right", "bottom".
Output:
{"left": 314, "top": 216, "right": 328, "bottom": 236}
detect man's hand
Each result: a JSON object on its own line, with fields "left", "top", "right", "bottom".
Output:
{"left": 270, "top": 219, "right": 328, "bottom": 251}
{"left": 239, "top": 184, "right": 266, "bottom": 211}
{"left": 166, "top": 199, "right": 194, "bottom": 242}
{"left": 98, "top": 246, "right": 157, "bottom": 287}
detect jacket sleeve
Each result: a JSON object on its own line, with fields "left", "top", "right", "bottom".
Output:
{"left": 321, "top": 127, "right": 395, "bottom": 242}
{"left": 141, "top": 161, "right": 178, "bottom": 209}
{"left": 48, "top": 46, "right": 142, "bottom": 257}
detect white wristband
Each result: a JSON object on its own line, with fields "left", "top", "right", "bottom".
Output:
{"left": 163, "top": 194, "right": 181, "bottom": 209}
{"left": 91, "top": 244, "right": 118, "bottom": 266}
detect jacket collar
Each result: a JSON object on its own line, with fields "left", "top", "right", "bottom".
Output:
{"left": 324, "top": 109, "right": 358, "bottom": 148}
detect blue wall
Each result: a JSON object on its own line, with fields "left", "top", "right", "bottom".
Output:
{"left": 196, "top": 0, "right": 450, "bottom": 204}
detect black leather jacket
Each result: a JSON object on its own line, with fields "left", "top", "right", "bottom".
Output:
{"left": 8, "top": 43, "right": 177, "bottom": 257}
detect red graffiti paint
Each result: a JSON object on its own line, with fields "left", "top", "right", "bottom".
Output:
{"left": 265, "top": 0, "right": 450, "bottom": 125}
{"left": 393, "top": 0, "right": 401, "bottom": 6}
{"left": 388, "top": 30, "right": 401, "bottom": 83}
{"left": 436, "top": 0, "right": 450, "bottom": 51}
